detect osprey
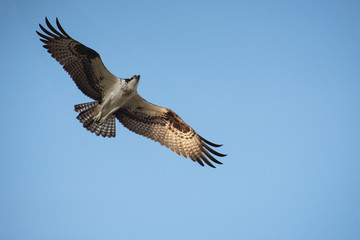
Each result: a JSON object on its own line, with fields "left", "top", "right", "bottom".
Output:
{"left": 37, "top": 18, "right": 226, "bottom": 168}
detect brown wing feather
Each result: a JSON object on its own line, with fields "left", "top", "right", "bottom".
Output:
{"left": 115, "top": 94, "right": 226, "bottom": 168}
{"left": 36, "top": 17, "right": 113, "bottom": 101}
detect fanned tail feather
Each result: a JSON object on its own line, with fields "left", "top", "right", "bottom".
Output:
{"left": 74, "top": 102, "right": 116, "bottom": 138}
{"left": 74, "top": 101, "right": 98, "bottom": 113}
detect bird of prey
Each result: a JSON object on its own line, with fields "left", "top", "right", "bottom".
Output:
{"left": 36, "top": 18, "right": 226, "bottom": 168}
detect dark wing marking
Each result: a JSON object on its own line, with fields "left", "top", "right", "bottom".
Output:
{"left": 115, "top": 94, "right": 226, "bottom": 168}
{"left": 36, "top": 17, "right": 116, "bottom": 100}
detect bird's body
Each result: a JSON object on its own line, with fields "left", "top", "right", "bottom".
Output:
{"left": 93, "top": 75, "right": 140, "bottom": 124}
{"left": 37, "top": 18, "right": 226, "bottom": 167}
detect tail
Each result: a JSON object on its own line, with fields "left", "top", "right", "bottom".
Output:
{"left": 74, "top": 102, "right": 116, "bottom": 138}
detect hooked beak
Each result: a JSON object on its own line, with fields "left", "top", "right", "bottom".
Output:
{"left": 124, "top": 75, "right": 140, "bottom": 83}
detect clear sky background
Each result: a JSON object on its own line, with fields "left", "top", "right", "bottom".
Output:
{"left": 1, "top": 0, "right": 359, "bottom": 239}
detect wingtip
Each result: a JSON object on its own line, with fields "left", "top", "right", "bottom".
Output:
{"left": 56, "top": 17, "right": 61, "bottom": 27}
{"left": 200, "top": 136, "right": 223, "bottom": 147}
{"left": 197, "top": 160, "right": 205, "bottom": 167}
{"left": 45, "top": 17, "right": 51, "bottom": 29}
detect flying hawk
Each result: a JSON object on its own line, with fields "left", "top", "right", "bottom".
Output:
{"left": 36, "top": 18, "right": 226, "bottom": 168}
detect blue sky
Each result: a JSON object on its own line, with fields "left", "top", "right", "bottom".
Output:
{"left": 1, "top": 0, "right": 360, "bottom": 239}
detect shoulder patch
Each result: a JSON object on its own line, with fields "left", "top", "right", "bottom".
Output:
{"left": 74, "top": 43, "right": 99, "bottom": 59}
{"left": 166, "top": 110, "right": 191, "bottom": 133}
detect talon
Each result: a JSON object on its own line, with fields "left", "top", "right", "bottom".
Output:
{"left": 92, "top": 112, "right": 102, "bottom": 123}
{"left": 99, "top": 118, "right": 106, "bottom": 125}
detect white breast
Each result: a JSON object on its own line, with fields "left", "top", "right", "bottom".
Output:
{"left": 99, "top": 79, "right": 134, "bottom": 120}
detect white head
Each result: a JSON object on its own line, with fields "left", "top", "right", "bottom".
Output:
{"left": 121, "top": 75, "right": 140, "bottom": 95}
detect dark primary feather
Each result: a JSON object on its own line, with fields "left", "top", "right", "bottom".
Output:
{"left": 36, "top": 17, "right": 104, "bottom": 100}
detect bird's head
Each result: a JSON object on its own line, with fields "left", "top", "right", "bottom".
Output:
{"left": 124, "top": 75, "right": 140, "bottom": 90}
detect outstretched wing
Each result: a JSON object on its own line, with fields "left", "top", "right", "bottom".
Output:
{"left": 36, "top": 17, "right": 117, "bottom": 101}
{"left": 115, "top": 94, "right": 226, "bottom": 168}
